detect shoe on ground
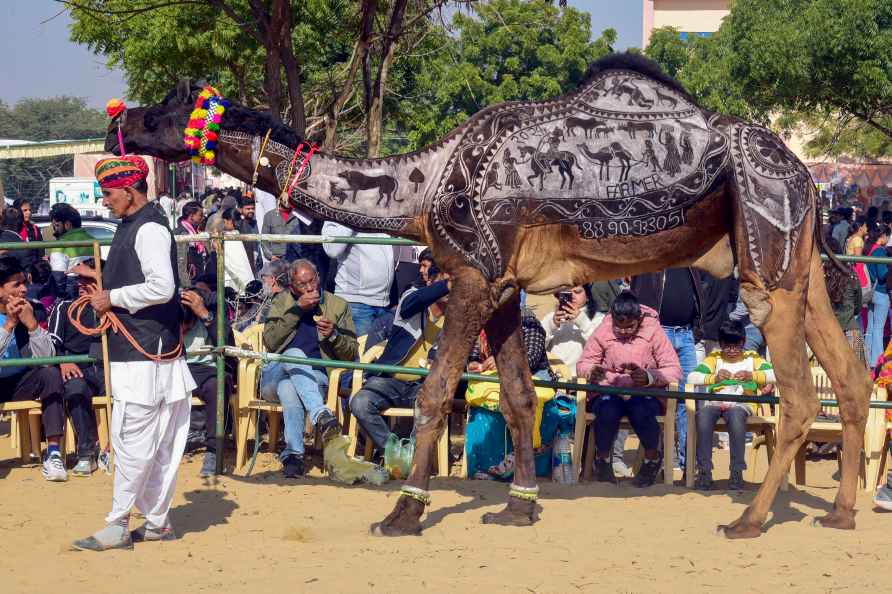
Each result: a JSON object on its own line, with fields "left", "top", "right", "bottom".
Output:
{"left": 72, "top": 456, "right": 97, "bottom": 477}
{"left": 41, "top": 451, "right": 68, "bottom": 482}
{"left": 874, "top": 485, "right": 892, "bottom": 511}
{"left": 594, "top": 460, "right": 617, "bottom": 484}
{"left": 282, "top": 455, "right": 305, "bottom": 478}
{"left": 72, "top": 524, "right": 133, "bottom": 552}
{"left": 632, "top": 459, "right": 661, "bottom": 488}
{"left": 728, "top": 469, "right": 745, "bottom": 491}
{"left": 694, "top": 469, "right": 713, "bottom": 491}
{"left": 131, "top": 524, "right": 177, "bottom": 543}
{"left": 315, "top": 409, "right": 342, "bottom": 444}
{"left": 199, "top": 452, "right": 217, "bottom": 478}
{"left": 612, "top": 460, "right": 634, "bottom": 478}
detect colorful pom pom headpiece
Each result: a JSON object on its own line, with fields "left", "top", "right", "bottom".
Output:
{"left": 106, "top": 98, "right": 126, "bottom": 120}
{"left": 183, "top": 86, "right": 229, "bottom": 166}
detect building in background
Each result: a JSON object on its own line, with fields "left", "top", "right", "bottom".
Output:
{"left": 642, "top": 0, "right": 730, "bottom": 47}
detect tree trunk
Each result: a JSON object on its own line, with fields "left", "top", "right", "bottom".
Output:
{"left": 366, "top": 0, "right": 409, "bottom": 157}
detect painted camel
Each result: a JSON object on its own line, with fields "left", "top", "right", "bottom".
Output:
{"left": 107, "top": 53, "right": 871, "bottom": 539}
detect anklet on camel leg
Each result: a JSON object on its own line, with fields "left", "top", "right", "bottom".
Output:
{"left": 400, "top": 485, "right": 431, "bottom": 506}
{"left": 508, "top": 484, "right": 539, "bottom": 502}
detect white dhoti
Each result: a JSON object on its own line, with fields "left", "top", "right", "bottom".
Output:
{"left": 106, "top": 358, "right": 196, "bottom": 528}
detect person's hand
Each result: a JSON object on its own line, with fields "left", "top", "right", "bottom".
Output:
{"left": 468, "top": 361, "right": 483, "bottom": 373}
{"left": 733, "top": 370, "right": 753, "bottom": 382}
{"left": 316, "top": 317, "right": 334, "bottom": 339}
{"left": 588, "top": 365, "right": 607, "bottom": 383}
{"left": 716, "top": 369, "right": 733, "bottom": 382}
{"left": 556, "top": 301, "right": 579, "bottom": 324}
{"left": 60, "top": 363, "right": 84, "bottom": 382}
{"left": 70, "top": 262, "right": 97, "bottom": 280}
{"left": 181, "top": 290, "right": 209, "bottom": 320}
{"left": 90, "top": 289, "right": 112, "bottom": 315}
{"left": 480, "top": 356, "right": 496, "bottom": 372}
{"left": 624, "top": 362, "right": 649, "bottom": 387}
{"left": 8, "top": 298, "right": 37, "bottom": 331}
{"left": 296, "top": 291, "right": 319, "bottom": 311}
{"left": 270, "top": 255, "right": 280, "bottom": 262}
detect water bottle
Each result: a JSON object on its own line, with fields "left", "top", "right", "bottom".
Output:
{"left": 551, "top": 430, "right": 576, "bottom": 484}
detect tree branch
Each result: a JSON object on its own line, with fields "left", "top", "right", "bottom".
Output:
{"left": 55, "top": 0, "right": 203, "bottom": 20}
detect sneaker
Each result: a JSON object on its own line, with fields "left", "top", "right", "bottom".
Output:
{"left": 282, "top": 455, "right": 305, "bottom": 478}
{"left": 694, "top": 468, "right": 713, "bottom": 491}
{"left": 728, "top": 469, "right": 745, "bottom": 491}
{"left": 97, "top": 449, "right": 112, "bottom": 475}
{"left": 72, "top": 456, "right": 98, "bottom": 477}
{"left": 199, "top": 452, "right": 217, "bottom": 478}
{"left": 315, "top": 409, "right": 341, "bottom": 444}
{"left": 72, "top": 523, "right": 133, "bottom": 552}
{"left": 594, "top": 460, "right": 617, "bottom": 484}
{"left": 41, "top": 451, "right": 68, "bottom": 482}
{"left": 612, "top": 460, "right": 634, "bottom": 478}
{"left": 632, "top": 459, "right": 661, "bottom": 488}
{"left": 874, "top": 485, "right": 892, "bottom": 511}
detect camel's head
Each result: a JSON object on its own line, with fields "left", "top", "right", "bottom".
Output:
{"left": 104, "top": 79, "right": 201, "bottom": 161}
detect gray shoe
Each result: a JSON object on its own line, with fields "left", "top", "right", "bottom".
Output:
{"left": 72, "top": 457, "right": 97, "bottom": 477}
{"left": 874, "top": 485, "right": 892, "bottom": 511}
{"left": 41, "top": 452, "right": 68, "bottom": 482}
{"left": 612, "top": 460, "right": 634, "bottom": 478}
{"left": 72, "top": 524, "right": 133, "bottom": 552}
{"left": 199, "top": 452, "right": 217, "bottom": 477}
{"left": 131, "top": 524, "right": 177, "bottom": 542}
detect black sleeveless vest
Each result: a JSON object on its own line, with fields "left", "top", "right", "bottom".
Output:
{"left": 103, "top": 204, "right": 181, "bottom": 362}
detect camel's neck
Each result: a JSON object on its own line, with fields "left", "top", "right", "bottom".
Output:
{"left": 217, "top": 128, "right": 461, "bottom": 239}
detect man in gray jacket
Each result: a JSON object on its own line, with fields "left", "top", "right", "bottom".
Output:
{"left": 260, "top": 202, "right": 302, "bottom": 262}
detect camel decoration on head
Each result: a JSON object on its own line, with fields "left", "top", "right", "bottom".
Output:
{"left": 107, "top": 53, "right": 871, "bottom": 539}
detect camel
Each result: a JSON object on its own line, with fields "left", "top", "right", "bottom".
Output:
{"left": 107, "top": 53, "right": 871, "bottom": 539}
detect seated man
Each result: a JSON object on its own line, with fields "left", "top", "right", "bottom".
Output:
{"left": 261, "top": 259, "right": 358, "bottom": 478}
{"left": 47, "top": 260, "right": 105, "bottom": 476}
{"left": 350, "top": 265, "right": 450, "bottom": 456}
{"left": 576, "top": 290, "right": 682, "bottom": 487}
{"left": 0, "top": 256, "right": 67, "bottom": 481}
{"left": 180, "top": 286, "right": 234, "bottom": 477}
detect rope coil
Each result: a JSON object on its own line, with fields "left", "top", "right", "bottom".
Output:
{"left": 67, "top": 287, "right": 183, "bottom": 362}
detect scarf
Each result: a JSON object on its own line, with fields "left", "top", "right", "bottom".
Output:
{"left": 181, "top": 219, "right": 207, "bottom": 254}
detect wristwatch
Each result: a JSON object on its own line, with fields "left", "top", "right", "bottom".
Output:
{"left": 201, "top": 310, "right": 214, "bottom": 324}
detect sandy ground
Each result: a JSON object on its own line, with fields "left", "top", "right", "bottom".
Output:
{"left": 1, "top": 442, "right": 890, "bottom": 594}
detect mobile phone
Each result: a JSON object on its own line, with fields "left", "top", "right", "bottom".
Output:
{"left": 558, "top": 290, "right": 573, "bottom": 308}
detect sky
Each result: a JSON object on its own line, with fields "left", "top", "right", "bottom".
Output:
{"left": 0, "top": 0, "right": 641, "bottom": 110}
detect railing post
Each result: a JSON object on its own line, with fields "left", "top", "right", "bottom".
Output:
{"left": 214, "top": 231, "right": 226, "bottom": 474}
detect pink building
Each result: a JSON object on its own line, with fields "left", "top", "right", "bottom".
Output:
{"left": 642, "top": 0, "right": 730, "bottom": 47}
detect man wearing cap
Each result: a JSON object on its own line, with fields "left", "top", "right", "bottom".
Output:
{"left": 73, "top": 156, "right": 196, "bottom": 551}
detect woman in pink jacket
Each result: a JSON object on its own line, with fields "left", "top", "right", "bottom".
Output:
{"left": 576, "top": 291, "right": 682, "bottom": 486}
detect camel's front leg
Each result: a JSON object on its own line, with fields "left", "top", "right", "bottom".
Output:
{"left": 370, "top": 270, "right": 492, "bottom": 537}
{"left": 480, "top": 293, "right": 539, "bottom": 527}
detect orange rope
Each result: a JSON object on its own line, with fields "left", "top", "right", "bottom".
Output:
{"left": 67, "top": 287, "right": 183, "bottom": 362}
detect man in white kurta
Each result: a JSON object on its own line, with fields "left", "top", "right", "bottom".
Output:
{"left": 73, "top": 156, "right": 196, "bottom": 552}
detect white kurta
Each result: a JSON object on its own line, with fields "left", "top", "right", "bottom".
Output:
{"left": 105, "top": 221, "right": 196, "bottom": 527}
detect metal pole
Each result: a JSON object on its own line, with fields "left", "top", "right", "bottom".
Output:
{"left": 214, "top": 231, "right": 226, "bottom": 474}
{"left": 92, "top": 241, "right": 115, "bottom": 470}
{"left": 190, "top": 162, "right": 195, "bottom": 200}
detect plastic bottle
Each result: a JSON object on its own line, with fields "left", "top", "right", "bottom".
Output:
{"left": 552, "top": 430, "right": 576, "bottom": 484}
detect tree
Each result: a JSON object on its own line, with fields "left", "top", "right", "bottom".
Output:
{"left": 0, "top": 97, "right": 107, "bottom": 200}
{"left": 400, "top": 0, "right": 615, "bottom": 150}
{"left": 675, "top": 0, "right": 892, "bottom": 144}
{"left": 643, "top": 26, "right": 689, "bottom": 79}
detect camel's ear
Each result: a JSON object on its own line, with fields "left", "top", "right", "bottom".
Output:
{"left": 176, "top": 78, "right": 192, "bottom": 104}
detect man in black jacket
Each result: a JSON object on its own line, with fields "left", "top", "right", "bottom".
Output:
{"left": 48, "top": 259, "right": 105, "bottom": 477}
{"left": 630, "top": 268, "right": 705, "bottom": 471}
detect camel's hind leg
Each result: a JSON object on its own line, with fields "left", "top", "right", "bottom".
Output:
{"left": 370, "top": 268, "right": 493, "bottom": 537}
{"left": 720, "top": 281, "right": 819, "bottom": 538}
{"left": 803, "top": 250, "right": 873, "bottom": 529}
{"left": 480, "top": 292, "right": 539, "bottom": 526}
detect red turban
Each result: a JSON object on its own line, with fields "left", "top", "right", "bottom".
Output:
{"left": 94, "top": 155, "right": 149, "bottom": 189}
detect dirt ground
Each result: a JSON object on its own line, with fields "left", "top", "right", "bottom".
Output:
{"left": 1, "top": 442, "right": 890, "bottom": 594}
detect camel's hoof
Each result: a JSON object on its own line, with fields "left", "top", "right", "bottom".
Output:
{"left": 812, "top": 512, "right": 856, "bottom": 530}
{"left": 481, "top": 498, "right": 536, "bottom": 527}
{"left": 369, "top": 520, "right": 422, "bottom": 537}
{"left": 369, "top": 494, "right": 424, "bottom": 537}
{"left": 717, "top": 523, "right": 762, "bottom": 539}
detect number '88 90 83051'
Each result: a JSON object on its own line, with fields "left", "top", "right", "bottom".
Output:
{"left": 578, "top": 210, "right": 685, "bottom": 240}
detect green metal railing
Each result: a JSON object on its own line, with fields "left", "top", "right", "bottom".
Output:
{"left": 4, "top": 231, "right": 892, "bottom": 476}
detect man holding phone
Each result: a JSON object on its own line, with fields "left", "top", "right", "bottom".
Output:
{"left": 261, "top": 259, "right": 358, "bottom": 478}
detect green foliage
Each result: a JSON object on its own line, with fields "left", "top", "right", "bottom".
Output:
{"left": 643, "top": 27, "right": 688, "bottom": 79}
{"left": 399, "top": 0, "right": 615, "bottom": 150}
{"left": 0, "top": 97, "right": 107, "bottom": 200}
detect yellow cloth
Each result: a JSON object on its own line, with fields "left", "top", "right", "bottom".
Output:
{"left": 393, "top": 312, "right": 443, "bottom": 381}
{"left": 465, "top": 370, "right": 555, "bottom": 448}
